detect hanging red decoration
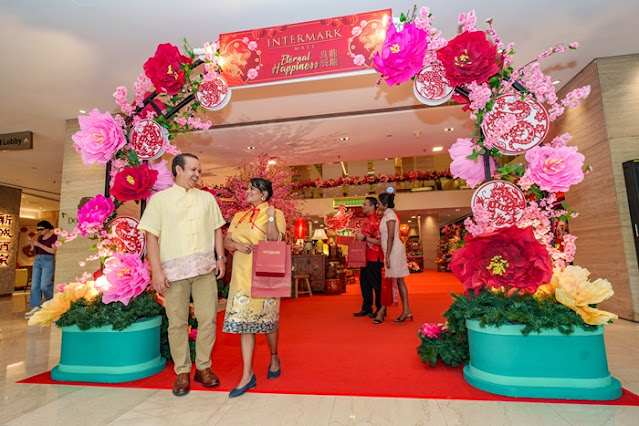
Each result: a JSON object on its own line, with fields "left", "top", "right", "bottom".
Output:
{"left": 294, "top": 218, "right": 308, "bottom": 239}
{"left": 399, "top": 223, "right": 410, "bottom": 237}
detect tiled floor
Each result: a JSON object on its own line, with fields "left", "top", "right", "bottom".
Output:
{"left": 2, "top": 294, "right": 639, "bottom": 425}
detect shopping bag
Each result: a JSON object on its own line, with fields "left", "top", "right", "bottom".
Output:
{"left": 253, "top": 240, "right": 287, "bottom": 276}
{"left": 347, "top": 240, "right": 367, "bottom": 268}
{"left": 381, "top": 269, "right": 399, "bottom": 307}
{"left": 251, "top": 241, "right": 292, "bottom": 298}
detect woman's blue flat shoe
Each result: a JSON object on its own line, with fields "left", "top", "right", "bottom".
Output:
{"left": 229, "top": 374, "right": 256, "bottom": 398}
{"left": 267, "top": 364, "right": 281, "bottom": 379}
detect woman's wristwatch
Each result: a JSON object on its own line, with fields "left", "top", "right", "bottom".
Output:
{"left": 217, "top": 255, "right": 227, "bottom": 262}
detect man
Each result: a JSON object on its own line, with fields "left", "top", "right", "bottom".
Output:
{"left": 138, "top": 153, "right": 227, "bottom": 397}
{"left": 353, "top": 197, "right": 383, "bottom": 317}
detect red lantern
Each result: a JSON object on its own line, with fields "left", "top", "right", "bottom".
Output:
{"left": 399, "top": 223, "right": 410, "bottom": 237}
{"left": 294, "top": 218, "right": 308, "bottom": 239}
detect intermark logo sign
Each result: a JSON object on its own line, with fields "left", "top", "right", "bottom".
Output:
{"left": 0, "top": 131, "right": 32, "bottom": 151}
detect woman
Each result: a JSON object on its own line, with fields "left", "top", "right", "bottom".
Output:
{"left": 24, "top": 220, "right": 57, "bottom": 318}
{"left": 223, "top": 178, "right": 286, "bottom": 397}
{"left": 374, "top": 192, "right": 412, "bottom": 324}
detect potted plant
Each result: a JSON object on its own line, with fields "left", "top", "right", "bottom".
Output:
{"left": 367, "top": 8, "right": 620, "bottom": 400}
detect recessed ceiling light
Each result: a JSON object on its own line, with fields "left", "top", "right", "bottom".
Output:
{"left": 407, "top": 220, "right": 412, "bottom": 223}
{"left": 552, "top": 80, "right": 561, "bottom": 85}
{"left": 339, "top": 137, "right": 350, "bottom": 141}
{"left": 246, "top": 146, "right": 255, "bottom": 150}
{"left": 313, "top": 220, "right": 319, "bottom": 223}
{"left": 455, "top": 209, "right": 460, "bottom": 212}
{"left": 444, "top": 127, "right": 454, "bottom": 132}
{"left": 79, "top": 109, "right": 87, "bottom": 114}
{"left": 411, "top": 216, "right": 416, "bottom": 218}
{"left": 267, "top": 160, "right": 276, "bottom": 165}
{"left": 432, "top": 146, "right": 443, "bottom": 152}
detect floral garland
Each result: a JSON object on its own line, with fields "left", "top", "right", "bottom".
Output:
{"left": 292, "top": 170, "right": 453, "bottom": 191}
{"left": 365, "top": 7, "right": 617, "bottom": 366}
{"left": 28, "top": 38, "right": 244, "bottom": 327}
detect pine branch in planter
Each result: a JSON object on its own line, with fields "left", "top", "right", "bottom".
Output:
{"left": 56, "top": 291, "right": 163, "bottom": 331}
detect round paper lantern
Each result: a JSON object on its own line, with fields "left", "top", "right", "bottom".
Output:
{"left": 294, "top": 218, "right": 308, "bottom": 239}
{"left": 399, "top": 223, "right": 410, "bottom": 237}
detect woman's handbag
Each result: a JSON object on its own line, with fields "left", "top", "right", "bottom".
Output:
{"left": 251, "top": 241, "right": 292, "bottom": 298}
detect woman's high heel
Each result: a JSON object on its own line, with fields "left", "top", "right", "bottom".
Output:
{"left": 394, "top": 314, "right": 413, "bottom": 323}
{"left": 373, "top": 309, "right": 386, "bottom": 324}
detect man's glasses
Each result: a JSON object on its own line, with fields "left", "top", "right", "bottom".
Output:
{"left": 36, "top": 228, "right": 45, "bottom": 231}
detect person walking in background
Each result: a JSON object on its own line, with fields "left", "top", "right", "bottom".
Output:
{"left": 223, "top": 178, "right": 286, "bottom": 398}
{"left": 24, "top": 221, "right": 57, "bottom": 318}
{"left": 353, "top": 197, "right": 384, "bottom": 318}
{"left": 374, "top": 192, "right": 412, "bottom": 324}
{"left": 139, "top": 153, "right": 227, "bottom": 397}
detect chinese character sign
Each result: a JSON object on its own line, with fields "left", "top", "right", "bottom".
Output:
{"left": 219, "top": 9, "right": 390, "bottom": 87}
{"left": 0, "top": 214, "right": 17, "bottom": 268}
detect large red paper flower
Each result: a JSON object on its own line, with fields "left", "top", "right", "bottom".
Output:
{"left": 372, "top": 22, "right": 428, "bottom": 86}
{"left": 449, "top": 226, "right": 553, "bottom": 295}
{"left": 143, "top": 43, "right": 193, "bottom": 95}
{"left": 436, "top": 30, "right": 500, "bottom": 87}
{"left": 110, "top": 163, "right": 158, "bottom": 202}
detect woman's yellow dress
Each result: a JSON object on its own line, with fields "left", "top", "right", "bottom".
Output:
{"left": 223, "top": 203, "right": 286, "bottom": 334}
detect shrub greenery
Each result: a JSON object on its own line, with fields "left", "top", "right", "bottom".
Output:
{"left": 417, "top": 289, "right": 599, "bottom": 367}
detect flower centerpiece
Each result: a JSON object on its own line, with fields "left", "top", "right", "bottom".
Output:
{"left": 369, "top": 7, "right": 620, "bottom": 400}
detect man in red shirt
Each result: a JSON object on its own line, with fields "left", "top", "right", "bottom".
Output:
{"left": 353, "top": 197, "right": 383, "bottom": 317}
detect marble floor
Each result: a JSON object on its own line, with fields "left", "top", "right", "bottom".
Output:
{"left": 2, "top": 294, "right": 639, "bottom": 426}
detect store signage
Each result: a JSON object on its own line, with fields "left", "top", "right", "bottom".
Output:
{"left": 0, "top": 131, "right": 33, "bottom": 151}
{"left": 219, "top": 9, "right": 390, "bottom": 87}
{"left": 0, "top": 214, "right": 16, "bottom": 267}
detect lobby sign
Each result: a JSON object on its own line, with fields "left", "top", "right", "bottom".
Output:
{"left": 218, "top": 9, "right": 391, "bottom": 87}
{"left": 0, "top": 131, "right": 33, "bottom": 151}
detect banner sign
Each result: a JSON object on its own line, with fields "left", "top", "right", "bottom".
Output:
{"left": 219, "top": 9, "right": 391, "bottom": 87}
{"left": 0, "top": 131, "right": 32, "bottom": 151}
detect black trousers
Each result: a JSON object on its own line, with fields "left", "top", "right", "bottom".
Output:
{"left": 359, "top": 260, "right": 383, "bottom": 312}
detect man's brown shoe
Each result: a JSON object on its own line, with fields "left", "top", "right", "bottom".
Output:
{"left": 194, "top": 368, "right": 220, "bottom": 387}
{"left": 172, "top": 373, "right": 190, "bottom": 396}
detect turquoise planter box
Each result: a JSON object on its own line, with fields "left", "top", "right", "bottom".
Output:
{"left": 51, "top": 315, "right": 165, "bottom": 383}
{"left": 463, "top": 319, "right": 621, "bottom": 400}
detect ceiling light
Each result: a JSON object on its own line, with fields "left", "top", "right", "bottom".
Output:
{"left": 455, "top": 209, "right": 460, "bottom": 212}
{"left": 407, "top": 220, "right": 412, "bottom": 223}
{"left": 411, "top": 216, "right": 416, "bottom": 218}
{"left": 313, "top": 220, "right": 319, "bottom": 223}
{"left": 267, "top": 160, "right": 276, "bottom": 165}
{"left": 444, "top": 127, "right": 454, "bottom": 132}
{"left": 432, "top": 146, "right": 443, "bottom": 152}
{"left": 246, "top": 146, "right": 255, "bottom": 150}
{"left": 552, "top": 80, "right": 561, "bottom": 85}
{"left": 339, "top": 137, "right": 349, "bottom": 141}
{"left": 79, "top": 109, "right": 87, "bottom": 114}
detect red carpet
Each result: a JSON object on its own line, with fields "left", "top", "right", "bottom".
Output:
{"left": 20, "top": 271, "right": 639, "bottom": 405}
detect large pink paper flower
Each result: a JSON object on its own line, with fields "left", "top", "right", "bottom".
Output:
{"left": 71, "top": 109, "right": 127, "bottom": 165}
{"left": 449, "top": 225, "right": 554, "bottom": 295}
{"left": 448, "top": 138, "right": 496, "bottom": 188}
{"left": 77, "top": 194, "right": 115, "bottom": 236}
{"left": 523, "top": 145, "right": 585, "bottom": 192}
{"left": 148, "top": 159, "right": 174, "bottom": 194}
{"left": 101, "top": 253, "right": 151, "bottom": 305}
{"left": 372, "top": 22, "right": 428, "bottom": 86}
